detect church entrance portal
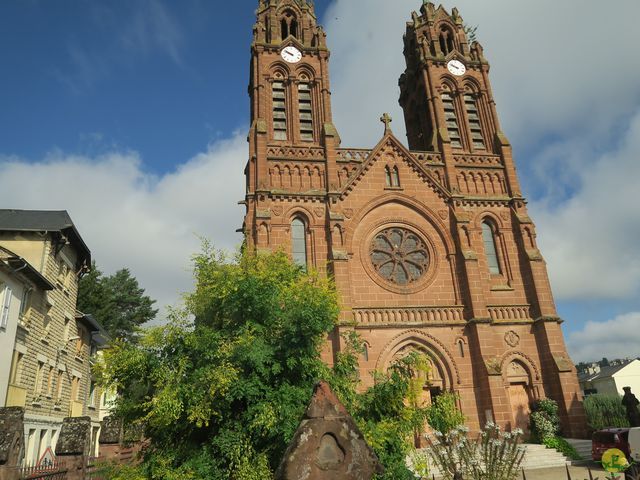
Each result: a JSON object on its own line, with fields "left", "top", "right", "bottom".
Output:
{"left": 506, "top": 361, "right": 533, "bottom": 433}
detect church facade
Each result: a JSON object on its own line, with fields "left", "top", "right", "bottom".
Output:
{"left": 242, "top": 0, "right": 586, "bottom": 437}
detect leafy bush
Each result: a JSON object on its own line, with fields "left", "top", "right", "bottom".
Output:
{"left": 543, "top": 436, "right": 582, "bottom": 461}
{"left": 530, "top": 398, "right": 560, "bottom": 441}
{"left": 100, "top": 248, "right": 435, "bottom": 479}
{"left": 99, "top": 248, "right": 339, "bottom": 479}
{"left": 426, "top": 423, "right": 526, "bottom": 480}
{"left": 426, "top": 392, "right": 466, "bottom": 435}
{"left": 583, "top": 394, "right": 630, "bottom": 431}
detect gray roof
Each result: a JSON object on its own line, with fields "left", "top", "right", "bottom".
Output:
{"left": 579, "top": 361, "right": 634, "bottom": 383}
{"left": 0, "top": 210, "right": 90, "bottom": 266}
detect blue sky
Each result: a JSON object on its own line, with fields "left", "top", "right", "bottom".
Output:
{"left": 1, "top": 0, "right": 639, "bottom": 362}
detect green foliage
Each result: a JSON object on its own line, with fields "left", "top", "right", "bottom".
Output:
{"left": 78, "top": 261, "right": 157, "bottom": 340}
{"left": 584, "top": 394, "right": 630, "bottom": 431}
{"left": 427, "top": 423, "right": 526, "bottom": 480}
{"left": 543, "top": 436, "right": 582, "bottom": 461}
{"left": 426, "top": 392, "right": 466, "bottom": 435}
{"left": 530, "top": 398, "right": 560, "bottom": 442}
{"left": 101, "top": 247, "right": 338, "bottom": 479}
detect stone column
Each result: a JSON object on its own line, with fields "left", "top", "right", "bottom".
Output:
{"left": 55, "top": 417, "right": 92, "bottom": 480}
{"left": 0, "top": 407, "right": 24, "bottom": 480}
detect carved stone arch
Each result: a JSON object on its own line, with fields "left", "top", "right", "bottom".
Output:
{"left": 287, "top": 207, "right": 314, "bottom": 228}
{"left": 474, "top": 210, "right": 505, "bottom": 231}
{"left": 376, "top": 329, "right": 461, "bottom": 387}
{"left": 499, "top": 350, "right": 541, "bottom": 383}
{"left": 344, "top": 193, "right": 456, "bottom": 257}
{"left": 257, "top": 221, "right": 271, "bottom": 247}
{"left": 276, "top": 2, "right": 303, "bottom": 18}
{"left": 270, "top": 62, "right": 292, "bottom": 78}
{"left": 462, "top": 77, "right": 482, "bottom": 94}
{"left": 440, "top": 76, "right": 460, "bottom": 93}
{"left": 295, "top": 64, "right": 317, "bottom": 80}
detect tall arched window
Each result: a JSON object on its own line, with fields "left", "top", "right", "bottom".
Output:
{"left": 391, "top": 166, "right": 400, "bottom": 187}
{"left": 291, "top": 217, "right": 307, "bottom": 268}
{"left": 482, "top": 221, "right": 501, "bottom": 275}
{"left": 384, "top": 166, "right": 392, "bottom": 187}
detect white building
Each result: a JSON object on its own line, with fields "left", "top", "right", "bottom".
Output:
{"left": 579, "top": 359, "right": 640, "bottom": 396}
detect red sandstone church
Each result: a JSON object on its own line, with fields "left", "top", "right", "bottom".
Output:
{"left": 242, "top": 0, "right": 586, "bottom": 437}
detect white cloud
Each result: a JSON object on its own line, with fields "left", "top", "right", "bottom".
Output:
{"left": 0, "top": 135, "right": 246, "bottom": 317}
{"left": 567, "top": 312, "right": 640, "bottom": 363}
{"left": 531, "top": 109, "right": 640, "bottom": 300}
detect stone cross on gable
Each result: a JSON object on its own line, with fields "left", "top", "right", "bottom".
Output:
{"left": 380, "top": 113, "right": 393, "bottom": 134}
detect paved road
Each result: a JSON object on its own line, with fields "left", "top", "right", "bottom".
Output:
{"left": 521, "top": 464, "right": 621, "bottom": 480}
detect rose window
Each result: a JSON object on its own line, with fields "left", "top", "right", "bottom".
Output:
{"left": 370, "top": 228, "right": 429, "bottom": 285}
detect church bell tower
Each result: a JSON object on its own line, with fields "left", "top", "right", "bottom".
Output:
{"left": 241, "top": 1, "right": 588, "bottom": 439}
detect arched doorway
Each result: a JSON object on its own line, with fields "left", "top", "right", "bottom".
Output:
{"left": 506, "top": 360, "right": 533, "bottom": 433}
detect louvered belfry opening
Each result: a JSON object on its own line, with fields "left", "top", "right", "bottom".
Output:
{"left": 272, "top": 80, "right": 287, "bottom": 140}
{"left": 464, "top": 94, "right": 485, "bottom": 150}
{"left": 441, "top": 92, "right": 462, "bottom": 148}
{"left": 298, "top": 82, "right": 313, "bottom": 141}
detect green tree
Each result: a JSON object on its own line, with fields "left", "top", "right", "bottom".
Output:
{"left": 99, "top": 247, "right": 435, "bottom": 479}
{"left": 98, "top": 248, "right": 339, "bottom": 479}
{"left": 77, "top": 262, "right": 157, "bottom": 340}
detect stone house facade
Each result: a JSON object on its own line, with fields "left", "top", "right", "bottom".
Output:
{"left": 242, "top": 1, "right": 587, "bottom": 437}
{"left": 0, "top": 210, "right": 105, "bottom": 465}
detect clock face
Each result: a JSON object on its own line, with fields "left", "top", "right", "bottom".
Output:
{"left": 447, "top": 59, "right": 466, "bottom": 76}
{"left": 281, "top": 46, "right": 302, "bottom": 64}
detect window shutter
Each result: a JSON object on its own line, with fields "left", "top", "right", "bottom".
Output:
{"left": 1, "top": 286, "right": 12, "bottom": 328}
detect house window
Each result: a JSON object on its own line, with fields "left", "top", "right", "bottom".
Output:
{"left": 291, "top": 218, "right": 307, "bottom": 268}
{"left": 71, "top": 376, "right": 81, "bottom": 402}
{"left": 441, "top": 92, "right": 462, "bottom": 148}
{"left": 9, "top": 351, "right": 24, "bottom": 385}
{"left": 55, "top": 370, "right": 64, "bottom": 401}
{"left": 34, "top": 361, "right": 44, "bottom": 394}
{"left": 1, "top": 285, "right": 12, "bottom": 329}
{"left": 272, "top": 80, "right": 288, "bottom": 140}
{"left": 88, "top": 381, "right": 96, "bottom": 407}
{"left": 298, "top": 82, "right": 314, "bottom": 141}
{"left": 46, "top": 367, "right": 55, "bottom": 397}
{"left": 19, "top": 288, "right": 32, "bottom": 320}
{"left": 464, "top": 93, "right": 485, "bottom": 150}
{"left": 482, "top": 221, "right": 501, "bottom": 275}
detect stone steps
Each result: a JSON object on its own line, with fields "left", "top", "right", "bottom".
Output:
{"left": 419, "top": 443, "right": 572, "bottom": 478}
{"left": 520, "top": 443, "right": 572, "bottom": 470}
{"left": 565, "top": 438, "right": 593, "bottom": 462}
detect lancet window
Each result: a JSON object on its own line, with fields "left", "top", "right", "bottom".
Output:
{"left": 298, "top": 81, "right": 314, "bottom": 141}
{"left": 291, "top": 217, "right": 307, "bottom": 268}
{"left": 482, "top": 221, "right": 501, "bottom": 275}
{"left": 464, "top": 93, "right": 485, "bottom": 150}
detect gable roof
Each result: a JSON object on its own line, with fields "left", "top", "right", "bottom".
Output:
{"left": 0, "top": 209, "right": 91, "bottom": 266}
{"left": 339, "top": 132, "right": 451, "bottom": 200}
{"left": 0, "top": 246, "right": 55, "bottom": 291}
{"left": 579, "top": 360, "right": 639, "bottom": 383}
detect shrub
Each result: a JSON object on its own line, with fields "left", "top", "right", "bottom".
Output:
{"left": 426, "top": 392, "right": 466, "bottom": 435}
{"left": 426, "top": 423, "right": 526, "bottom": 480}
{"left": 530, "top": 398, "right": 560, "bottom": 442}
{"left": 583, "top": 394, "right": 630, "bottom": 431}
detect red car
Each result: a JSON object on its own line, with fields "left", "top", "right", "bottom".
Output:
{"left": 592, "top": 428, "right": 630, "bottom": 461}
